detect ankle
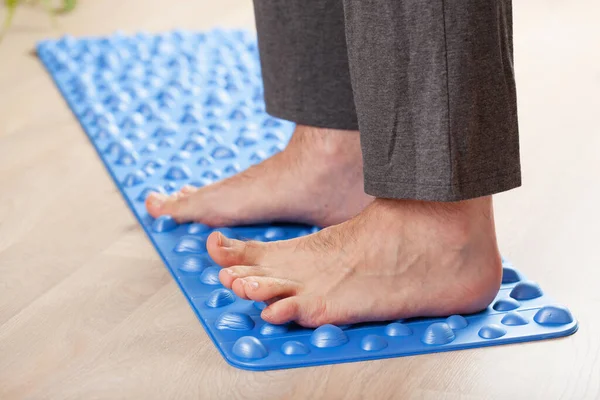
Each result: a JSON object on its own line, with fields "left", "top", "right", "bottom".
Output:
{"left": 292, "top": 125, "right": 361, "bottom": 159}
{"left": 373, "top": 196, "right": 497, "bottom": 246}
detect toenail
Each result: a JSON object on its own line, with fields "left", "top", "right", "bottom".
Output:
{"left": 181, "top": 184, "right": 195, "bottom": 193}
{"left": 219, "top": 233, "right": 233, "bottom": 248}
{"left": 261, "top": 308, "right": 273, "bottom": 320}
{"left": 148, "top": 193, "right": 165, "bottom": 209}
{"left": 226, "top": 269, "right": 237, "bottom": 277}
{"left": 243, "top": 279, "right": 259, "bottom": 290}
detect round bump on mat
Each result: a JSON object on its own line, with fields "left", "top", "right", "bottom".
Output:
{"left": 115, "top": 150, "right": 139, "bottom": 166}
{"left": 235, "top": 133, "right": 259, "bottom": 148}
{"left": 215, "top": 312, "right": 255, "bottom": 331}
{"left": 211, "top": 145, "right": 238, "bottom": 160}
{"left": 249, "top": 151, "right": 266, "bottom": 163}
{"left": 281, "top": 341, "right": 310, "bottom": 356}
{"left": 205, "top": 108, "right": 225, "bottom": 119}
{"left": 94, "top": 124, "right": 119, "bottom": 140}
{"left": 207, "top": 133, "right": 225, "bottom": 146}
{"left": 136, "top": 102, "right": 154, "bottom": 117}
{"left": 232, "top": 336, "right": 267, "bottom": 360}
{"left": 201, "top": 170, "right": 221, "bottom": 180}
{"left": 126, "top": 129, "right": 147, "bottom": 141}
{"left": 205, "top": 289, "right": 235, "bottom": 308}
{"left": 200, "top": 267, "right": 221, "bottom": 285}
{"left": 164, "top": 182, "right": 178, "bottom": 192}
{"left": 446, "top": 315, "right": 469, "bottom": 330}
{"left": 173, "top": 236, "right": 206, "bottom": 254}
{"left": 478, "top": 324, "right": 507, "bottom": 339}
{"left": 253, "top": 301, "right": 267, "bottom": 311}
{"left": 170, "top": 151, "right": 192, "bottom": 162}
{"left": 204, "top": 88, "right": 231, "bottom": 106}
{"left": 141, "top": 159, "right": 166, "bottom": 175}
{"left": 384, "top": 322, "right": 413, "bottom": 337}
{"left": 501, "top": 312, "right": 529, "bottom": 326}
{"left": 263, "top": 130, "right": 285, "bottom": 141}
{"left": 188, "top": 223, "right": 211, "bottom": 235}
{"left": 184, "top": 180, "right": 208, "bottom": 190}
{"left": 164, "top": 163, "right": 192, "bottom": 180}
{"left": 180, "top": 110, "right": 202, "bottom": 124}
{"left": 136, "top": 185, "right": 166, "bottom": 202}
{"left": 181, "top": 137, "right": 206, "bottom": 152}
{"left": 361, "top": 335, "right": 388, "bottom": 352}
{"left": 262, "top": 117, "right": 282, "bottom": 128}
{"left": 421, "top": 322, "right": 456, "bottom": 345}
{"left": 210, "top": 121, "right": 231, "bottom": 134}
{"left": 263, "top": 228, "right": 286, "bottom": 241}
{"left": 157, "top": 138, "right": 175, "bottom": 148}
{"left": 269, "top": 143, "right": 285, "bottom": 155}
{"left": 309, "top": 324, "right": 349, "bottom": 348}
{"left": 222, "top": 163, "right": 241, "bottom": 176}
{"left": 147, "top": 158, "right": 167, "bottom": 169}
{"left": 178, "top": 256, "right": 209, "bottom": 274}
{"left": 189, "top": 126, "right": 210, "bottom": 137}
{"left": 153, "top": 122, "right": 179, "bottom": 137}
{"left": 141, "top": 143, "right": 158, "bottom": 154}
{"left": 260, "top": 323, "right": 289, "bottom": 336}
{"left": 122, "top": 170, "right": 145, "bottom": 187}
{"left": 533, "top": 305, "right": 574, "bottom": 325}
{"left": 104, "top": 140, "right": 132, "bottom": 157}
{"left": 229, "top": 107, "right": 251, "bottom": 120}
{"left": 82, "top": 103, "right": 105, "bottom": 120}
{"left": 492, "top": 298, "right": 521, "bottom": 312}
{"left": 502, "top": 266, "right": 521, "bottom": 284}
{"left": 151, "top": 215, "right": 177, "bottom": 233}
{"left": 197, "top": 156, "right": 214, "bottom": 167}
{"left": 121, "top": 113, "right": 144, "bottom": 129}
{"left": 509, "top": 281, "right": 543, "bottom": 300}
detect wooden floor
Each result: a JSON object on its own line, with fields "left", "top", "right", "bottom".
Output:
{"left": 1, "top": 1, "right": 599, "bottom": 398}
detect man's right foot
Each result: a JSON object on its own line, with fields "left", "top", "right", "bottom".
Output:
{"left": 146, "top": 125, "right": 373, "bottom": 227}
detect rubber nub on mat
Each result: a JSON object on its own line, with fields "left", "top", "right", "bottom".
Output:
{"left": 422, "top": 322, "right": 455, "bottom": 345}
{"left": 310, "top": 325, "right": 348, "bottom": 348}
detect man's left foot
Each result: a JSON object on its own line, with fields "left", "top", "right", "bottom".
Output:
{"left": 207, "top": 196, "right": 503, "bottom": 327}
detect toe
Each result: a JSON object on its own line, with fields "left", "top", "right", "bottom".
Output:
{"left": 260, "top": 297, "right": 301, "bottom": 325}
{"left": 145, "top": 190, "right": 198, "bottom": 222}
{"left": 230, "top": 278, "right": 250, "bottom": 299}
{"left": 218, "top": 265, "right": 267, "bottom": 288}
{"left": 233, "top": 276, "right": 299, "bottom": 302}
{"left": 180, "top": 184, "right": 197, "bottom": 194}
{"left": 145, "top": 192, "right": 169, "bottom": 218}
{"left": 262, "top": 296, "right": 330, "bottom": 327}
{"left": 207, "top": 232, "right": 266, "bottom": 267}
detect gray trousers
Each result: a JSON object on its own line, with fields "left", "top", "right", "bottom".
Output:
{"left": 253, "top": 0, "right": 521, "bottom": 201}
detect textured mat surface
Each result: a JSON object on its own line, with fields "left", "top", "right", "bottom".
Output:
{"left": 37, "top": 29, "right": 578, "bottom": 371}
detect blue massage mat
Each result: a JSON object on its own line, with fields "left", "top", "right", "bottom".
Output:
{"left": 37, "top": 29, "right": 578, "bottom": 371}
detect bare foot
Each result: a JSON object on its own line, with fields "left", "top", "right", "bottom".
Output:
{"left": 145, "top": 125, "right": 372, "bottom": 227}
{"left": 207, "top": 196, "right": 503, "bottom": 327}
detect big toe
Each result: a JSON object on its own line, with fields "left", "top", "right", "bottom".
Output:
{"left": 145, "top": 191, "right": 196, "bottom": 222}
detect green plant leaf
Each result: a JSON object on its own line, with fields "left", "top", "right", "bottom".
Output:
{"left": 0, "top": 0, "right": 20, "bottom": 42}
{"left": 55, "top": 0, "right": 76, "bottom": 14}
